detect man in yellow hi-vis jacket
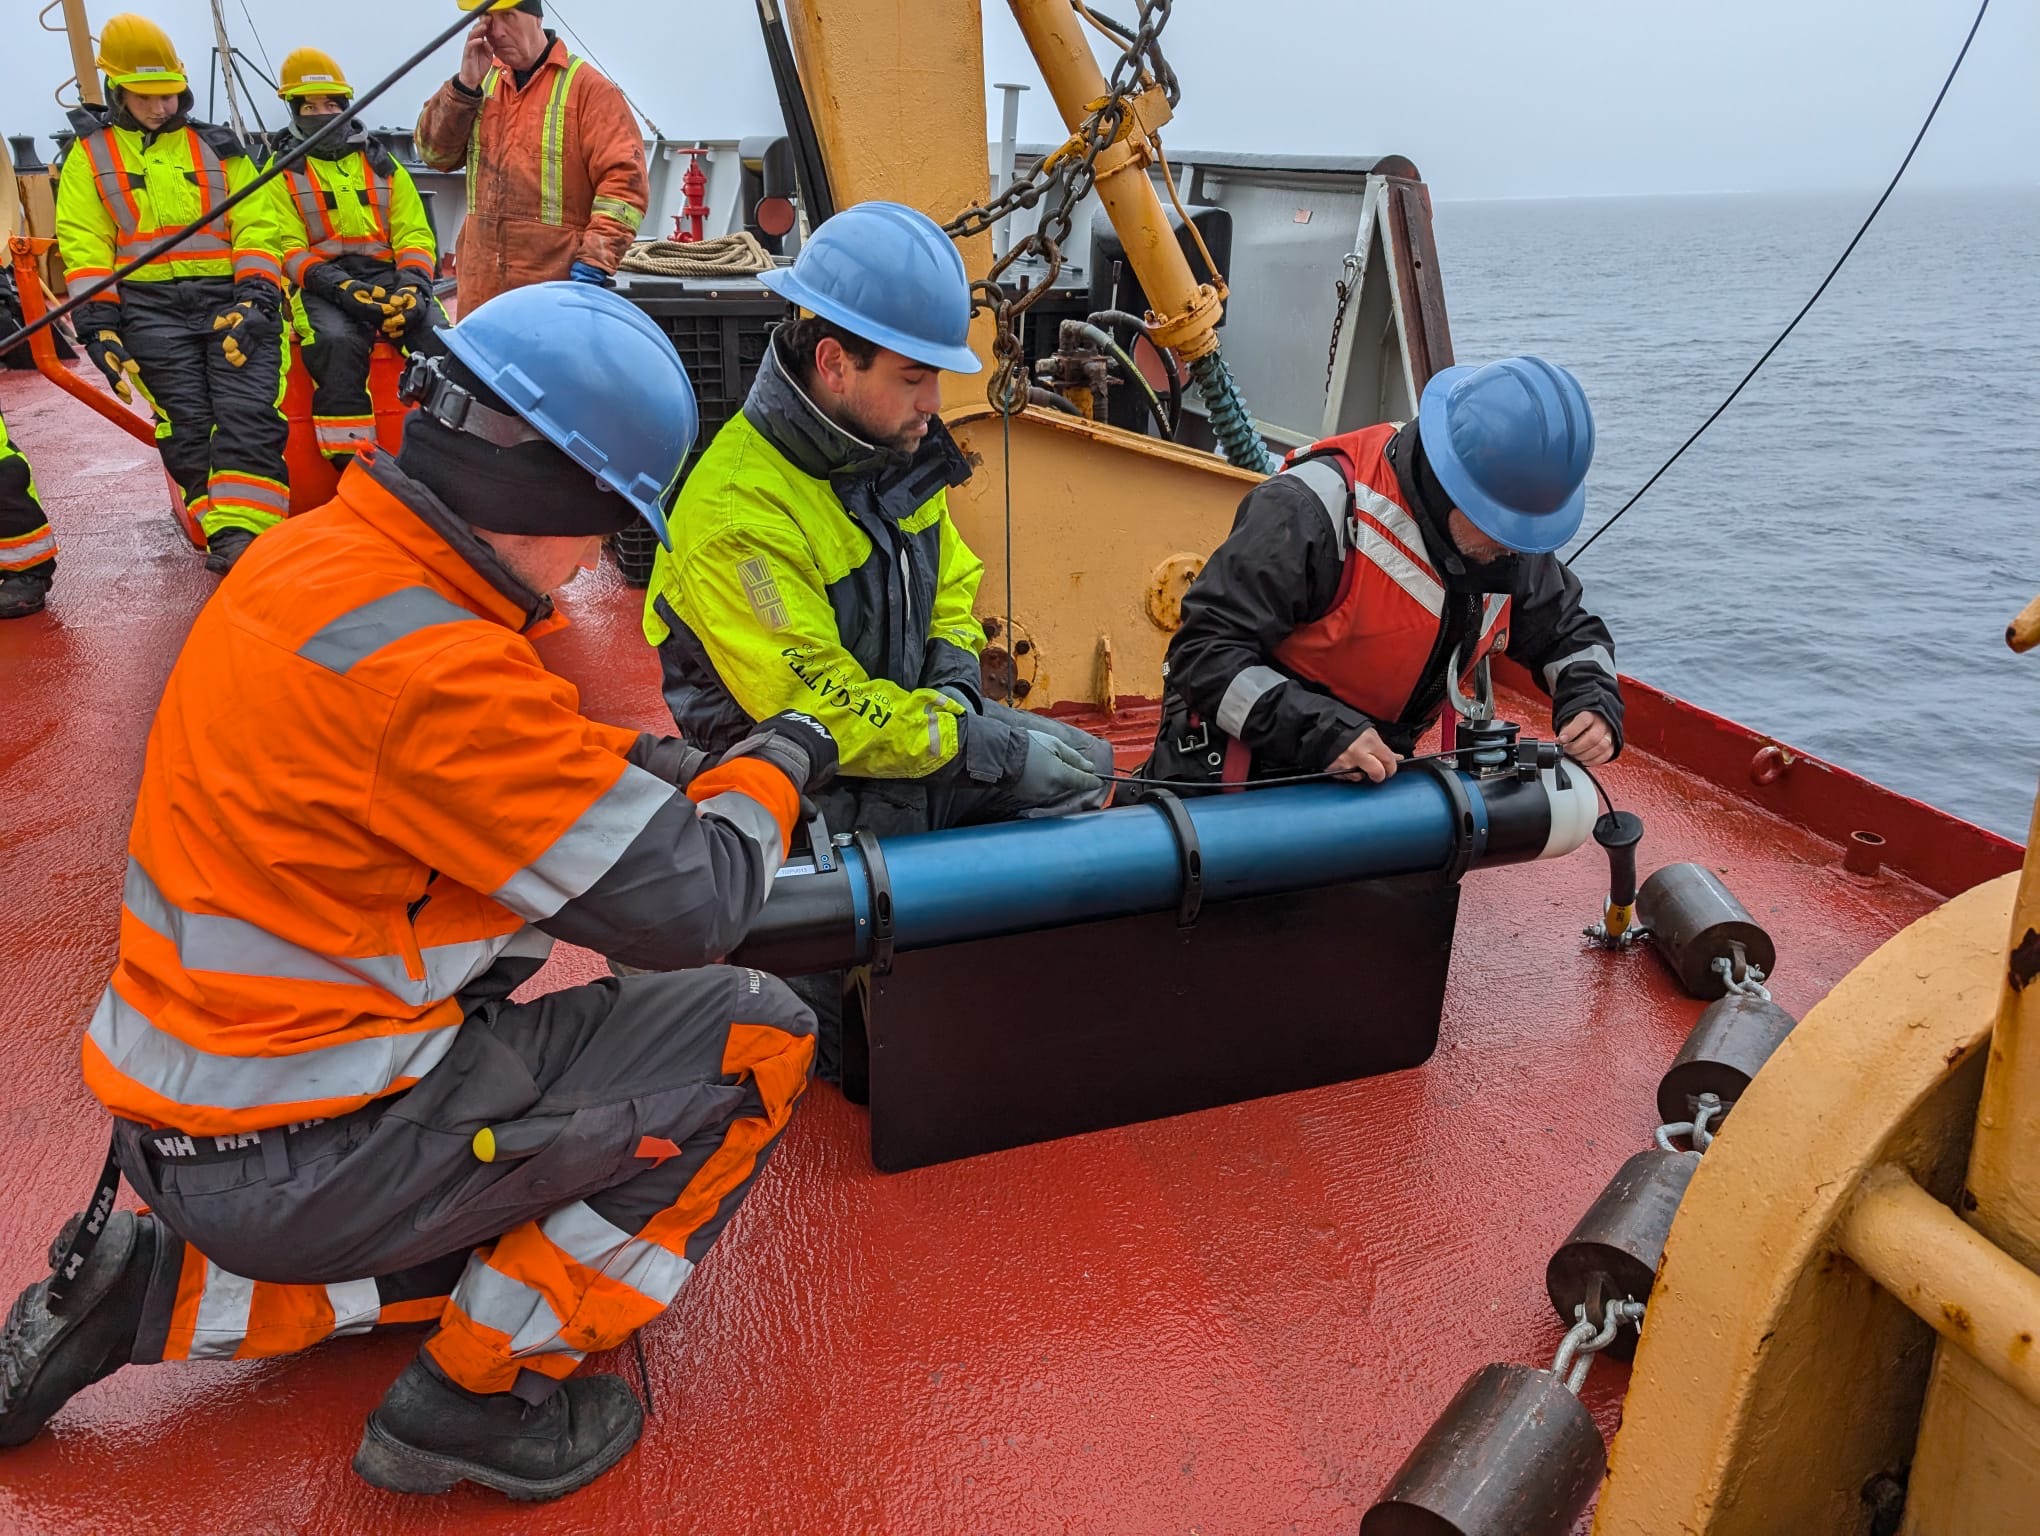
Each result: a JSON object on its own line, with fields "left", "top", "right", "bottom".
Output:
{"left": 642, "top": 202, "right": 1114, "bottom": 1083}
{"left": 265, "top": 47, "right": 443, "bottom": 466}
{"left": 53, "top": 12, "right": 292, "bottom": 572}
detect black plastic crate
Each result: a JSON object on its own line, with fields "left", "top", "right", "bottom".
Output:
{"left": 613, "top": 281, "right": 784, "bottom": 587}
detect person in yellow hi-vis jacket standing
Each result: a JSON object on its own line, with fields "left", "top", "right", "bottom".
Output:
{"left": 266, "top": 48, "right": 444, "bottom": 468}
{"left": 54, "top": 13, "right": 292, "bottom": 573}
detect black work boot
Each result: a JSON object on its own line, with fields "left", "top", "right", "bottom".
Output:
{"left": 203, "top": 526, "right": 256, "bottom": 575}
{"left": 0, "top": 569, "right": 52, "bottom": 619}
{"left": 353, "top": 1352, "right": 644, "bottom": 1502}
{"left": 0, "top": 1210, "right": 156, "bottom": 1447}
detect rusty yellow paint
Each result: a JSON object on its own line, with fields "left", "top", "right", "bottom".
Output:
{"left": 1838, "top": 1164, "right": 2040, "bottom": 1408}
{"left": 1592, "top": 871, "right": 2017, "bottom": 1536}
{"left": 1143, "top": 553, "right": 1204, "bottom": 633}
{"left": 1902, "top": 708, "right": 2040, "bottom": 1531}
{"left": 1005, "top": 0, "right": 1225, "bottom": 360}
{"left": 946, "top": 405, "right": 1259, "bottom": 706}
{"left": 777, "top": 0, "right": 997, "bottom": 407}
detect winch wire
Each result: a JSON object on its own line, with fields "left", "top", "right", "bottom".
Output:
{"left": 1566, "top": 0, "right": 1992, "bottom": 567}
{"left": 0, "top": 7, "right": 475, "bottom": 359}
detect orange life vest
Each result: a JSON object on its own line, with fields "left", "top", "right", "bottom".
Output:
{"left": 1272, "top": 424, "right": 1510, "bottom": 726}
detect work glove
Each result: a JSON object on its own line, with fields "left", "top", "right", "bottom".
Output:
{"left": 383, "top": 277, "right": 439, "bottom": 344}
{"left": 72, "top": 300, "right": 140, "bottom": 402}
{"left": 568, "top": 260, "right": 615, "bottom": 287}
{"left": 1011, "top": 729, "right": 1109, "bottom": 818}
{"left": 628, "top": 733, "right": 711, "bottom": 790}
{"left": 212, "top": 283, "right": 280, "bottom": 368}
{"left": 308, "top": 269, "right": 405, "bottom": 333}
{"left": 719, "top": 710, "right": 840, "bottom": 795}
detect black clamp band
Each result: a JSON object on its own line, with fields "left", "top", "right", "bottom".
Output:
{"left": 853, "top": 829, "right": 896, "bottom": 976}
{"left": 1147, "top": 788, "right": 1204, "bottom": 928}
{"left": 801, "top": 796, "right": 836, "bottom": 874}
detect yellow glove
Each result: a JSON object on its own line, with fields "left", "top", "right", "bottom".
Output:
{"left": 380, "top": 288, "right": 418, "bottom": 339}
{"left": 88, "top": 330, "right": 142, "bottom": 401}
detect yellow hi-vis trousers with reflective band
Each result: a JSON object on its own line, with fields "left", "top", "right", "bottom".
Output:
{"left": 0, "top": 407, "right": 56, "bottom": 574}
{"left": 119, "top": 277, "right": 291, "bottom": 541}
{"left": 117, "top": 967, "right": 814, "bottom": 1397}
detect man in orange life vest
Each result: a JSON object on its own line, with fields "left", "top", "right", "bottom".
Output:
{"left": 1144, "top": 356, "right": 1622, "bottom": 789}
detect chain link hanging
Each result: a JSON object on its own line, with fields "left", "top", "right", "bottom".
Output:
{"left": 944, "top": 0, "right": 1176, "bottom": 415}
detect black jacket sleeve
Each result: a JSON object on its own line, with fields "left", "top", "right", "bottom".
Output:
{"left": 1164, "top": 474, "right": 1377, "bottom": 773}
{"left": 1507, "top": 555, "right": 1625, "bottom": 756}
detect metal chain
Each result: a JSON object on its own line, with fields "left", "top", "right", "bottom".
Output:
{"left": 1551, "top": 1299, "right": 1646, "bottom": 1395}
{"left": 1654, "top": 1091, "right": 1724, "bottom": 1154}
{"left": 944, "top": 0, "right": 1174, "bottom": 414}
{"left": 1711, "top": 953, "right": 1772, "bottom": 1002}
{"left": 1323, "top": 252, "right": 1361, "bottom": 394}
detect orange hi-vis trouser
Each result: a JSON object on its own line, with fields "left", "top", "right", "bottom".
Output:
{"left": 116, "top": 966, "right": 814, "bottom": 1398}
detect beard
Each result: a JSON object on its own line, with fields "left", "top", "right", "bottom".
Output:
{"left": 833, "top": 398, "right": 929, "bottom": 458}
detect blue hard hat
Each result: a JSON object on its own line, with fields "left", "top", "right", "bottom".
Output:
{"left": 760, "top": 200, "right": 983, "bottom": 374}
{"left": 437, "top": 282, "right": 699, "bottom": 549}
{"left": 1418, "top": 356, "right": 1595, "bottom": 555}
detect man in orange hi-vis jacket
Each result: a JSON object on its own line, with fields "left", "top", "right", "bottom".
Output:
{"left": 414, "top": 0, "right": 648, "bottom": 311}
{"left": 0, "top": 284, "right": 833, "bottom": 1503}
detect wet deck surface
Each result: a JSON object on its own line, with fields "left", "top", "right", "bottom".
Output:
{"left": 0, "top": 366, "right": 1962, "bottom": 1532}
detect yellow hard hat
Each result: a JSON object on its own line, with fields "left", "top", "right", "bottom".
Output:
{"left": 96, "top": 13, "right": 187, "bottom": 97}
{"left": 278, "top": 47, "right": 351, "bottom": 100}
{"left": 456, "top": 0, "right": 530, "bottom": 12}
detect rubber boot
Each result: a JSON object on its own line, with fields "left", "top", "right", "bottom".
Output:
{"left": 0, "top": 1211, "right": 155, "bottom": 1447}
{"left": 204, "top": 526, "right": 257, "bottom": 575}
{"left": 0, "top": 569, "right": 52, "bottom": 619}
{"left": 353, "top": 1352, "right": 644, "bottom": 1502}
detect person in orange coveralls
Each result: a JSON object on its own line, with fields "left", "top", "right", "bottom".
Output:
{"left": 0, "top": 283, "right": 833, "bottom": 1504}
{"left": 413, "top": 0, "right": 649, "bottom": 311}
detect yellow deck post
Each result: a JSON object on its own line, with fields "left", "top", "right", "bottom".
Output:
{"left": 1898, "top": 611, "right": 2040, "bottom": 1532}
{"left": 59, "top": 0, "right": 103, "bottom": 107}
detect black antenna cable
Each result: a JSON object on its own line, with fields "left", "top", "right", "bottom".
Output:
{"left": 1567, "top": 0, "right": 1991, "bottom": 567}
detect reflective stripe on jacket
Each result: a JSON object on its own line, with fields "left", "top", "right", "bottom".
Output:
{"left": 413, "top": 39, "right": 647, "bottom": 309}
{"left": 55, "top": 122, "right": 284, "bottom": 291}
{"left": 269, "top": 147, "right": 438, "bottom": 287}
{"left": 85, "top": 453, "right": 800, "bottom": 1136}
{"left": 1271, "top": 426, "right": 1510, "bottom": 723}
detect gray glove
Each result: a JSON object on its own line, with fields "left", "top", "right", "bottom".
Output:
{"left": 627, "top": 733, "right": 710, "bottom": 789}
{"left": 720, "top": 710, "right": 839, "bottom": 793}
{"left": 1012, "top": 729, "right": 1108, "bottom": 818}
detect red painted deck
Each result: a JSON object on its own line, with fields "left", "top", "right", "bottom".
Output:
{"left": 0, "top": 365, "right": 2020, "bottom": 1534}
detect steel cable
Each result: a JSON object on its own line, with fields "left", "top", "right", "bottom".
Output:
{"left": 1566, "top": 0, "right": 1992, "bottom": 566}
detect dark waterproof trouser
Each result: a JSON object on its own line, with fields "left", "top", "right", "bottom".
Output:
{"left": 0, "top": 407, "right": 54, "bottom": 578}
{"left": 119, "top": 277, "right": 290, "bottom": 542}
{"left": 298, "top": 257, "right": 443, "bottom": 464}
{"left": 795, "top": 699, "right": 1116, "bottom": 1081}
{"left": 113, "top": 966, "right": 815, "bottom": 1401}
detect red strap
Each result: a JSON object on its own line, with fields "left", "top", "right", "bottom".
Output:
{"left": 1221, "top": 734, "right": 1251, "bottom": 793}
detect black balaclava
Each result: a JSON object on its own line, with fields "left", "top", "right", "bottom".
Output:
{"left": 290, "top": 103, "right": 358, "bottom": 156}
{"left": 394, "top": 351, "right": 637, "bottom": 538}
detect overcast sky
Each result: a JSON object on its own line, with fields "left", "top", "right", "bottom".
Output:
{"left": 6, "top": 0, "right": 2032, "bottom": 201}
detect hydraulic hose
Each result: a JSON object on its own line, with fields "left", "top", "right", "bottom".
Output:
{"left": 1191, "top": 348, "right": 1277, "bottom": 474}
{"left": 0, "top": 7, "right": 475, "bottom": 359}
